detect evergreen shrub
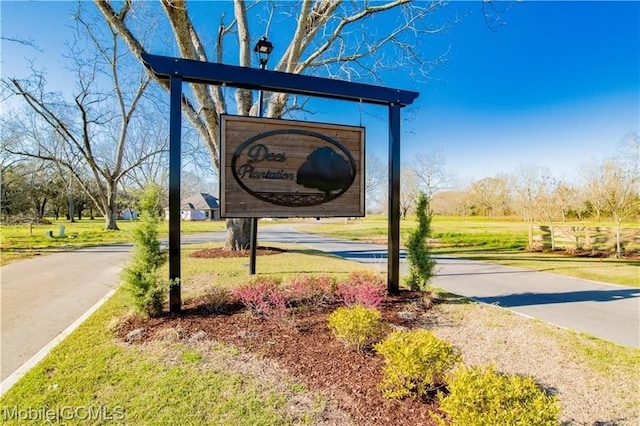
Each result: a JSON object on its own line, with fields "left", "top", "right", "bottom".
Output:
{"left": 405, "top": 192, "right": 436, "bottom": 291}
{"left": 434, "top": 364, "right": 561, "bottom": 426}
{"left": 375, "top": 329, "right": 461, "bottom": 399}
{"left": 121, "top": 184, "right": 166, "bottom": 317}
{"left": 328, "top": 305, "right": 385, "bottom": 353}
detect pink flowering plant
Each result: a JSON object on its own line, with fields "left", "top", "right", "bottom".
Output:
{"left": 231, "top": 278, "right": 288, "bottom": 320}
{"left": 287, "top": 274, "right": 337, "bottom": 309}
{"left": 336, "top": 271, "right": 387, "bottom": 308}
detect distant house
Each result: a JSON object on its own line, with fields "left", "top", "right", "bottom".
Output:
{"left": 165, "top": 193, "right": 220, "bottom": 221}
{"left": 119, "top": 208, "right": 138, "bottom": 220}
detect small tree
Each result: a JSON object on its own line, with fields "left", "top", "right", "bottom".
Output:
{"left": 121, "top": 184, "right": 166, "bottom": 317}
{"left": 583, "top": 157, "right": 639, "bottom": 258}
{"left": 405, "top": 192, "right": 436, "bottom": 291}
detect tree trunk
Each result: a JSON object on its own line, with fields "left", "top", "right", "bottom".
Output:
{"left": 104, "top": 184, "right": 120, "bottom": 230}
{"left": 77, "top": 201, "right": 85, "bottom": 220}
{"left": 615, "top": 221, "right": 622, "bottom": 258}
{"left": 67, "top": 193, "right": 75, "bottom": 222}
{"left": 35, "top": 198, "right": 47, "bottom": 221}
{"left": 224, "top": 218, "right": 251, "bottom": 250}
{"left": 105, "top": 209, "right": 119, "bottom": 230}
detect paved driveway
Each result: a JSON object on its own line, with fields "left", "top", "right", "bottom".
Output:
{"left": 429, "top": 257, "right": 639, "bottom": 347}
{"left": 1, "top": 245, "right": 131, "bottom": 382}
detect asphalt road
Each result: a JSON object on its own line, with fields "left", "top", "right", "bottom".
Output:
{"left": 0, "top": 245, "right": 131, "bottom": 383}
{"left": 2, "top": 224, "right": 638, "bottom": 385}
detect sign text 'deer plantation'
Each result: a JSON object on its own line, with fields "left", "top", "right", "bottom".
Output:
{"left": 220, "top": 116, "right": 365, "bottom": 217}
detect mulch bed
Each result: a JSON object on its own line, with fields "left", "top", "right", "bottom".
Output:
{"left": 188, "top": 246, "right": 287, "bottom": 258}
{"left": 118, "top": 291, "right": 444, "bottom": 425}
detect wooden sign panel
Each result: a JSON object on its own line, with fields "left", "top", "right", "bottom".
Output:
{"left": 220, "top": 115, "right": 365, "bottom": 217}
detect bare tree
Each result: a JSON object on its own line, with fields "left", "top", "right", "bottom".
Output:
{"left": 399, "top": 164, "right": 420, "bottom": 219}
{"left": 412, "top": 147, "right": 452, "bottom": 204}
{"left": 469, "top": 175, "right": 510, "bottom": 217}
{"left": 617, "top": 131, "right": 639, "bottom": 180}
{"left": 554, "top": 181, "right": 581, "bottom": 222}
{"left": 510, "top": 164, "right": 548, "bottom": 222}
{"left": 6, "top": 159, "right": 57, "bottom": 221}
{"left": 509, "top": 164, "right": 562, "bottom": 248}
{"left": 94, "top": 0, "right": 454, "bottom": 248}
{"left": 119, "top": 106, "right": 171, "bottom": 193}
{"left": 0, "top": 36, "right": 42, "bottom": 52}
{"left": 431, "top": 188, "right": 473, "bottom": 219}
{"left": 2, "top": 7, "right": 164, "bottom": 230}
{"left": 534, "top": 175, "right": 562, "bottom": 251}
{"left": 365, "top": 151, "right": 386, "bottom": 213}
{"left": 583, "top": 158, "right": 639, "bottom": 257}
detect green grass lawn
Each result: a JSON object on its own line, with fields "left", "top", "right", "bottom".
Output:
{"left": 0, "top": 218, "right": 227, "bottom": 265}
{"left": 298, "top": 216, "right": 639, "bottom": 287}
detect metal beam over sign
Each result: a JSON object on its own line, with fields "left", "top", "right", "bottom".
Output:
{"left": 142, "top": 53, "right": 418, "bottom": 106}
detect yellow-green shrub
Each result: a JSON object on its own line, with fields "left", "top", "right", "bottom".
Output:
{"left": 434, "top": 365, "right": 561, "bottom": 426}
{"left": 375, "top": 329, "right": 461, "bottom": 399}
{"left": 328, "top": 305, "right": 384, "bottom": 353}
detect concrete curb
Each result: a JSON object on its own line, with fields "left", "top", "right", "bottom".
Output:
{"left": 0, "top": 289, "right": 117, "bottom": 398}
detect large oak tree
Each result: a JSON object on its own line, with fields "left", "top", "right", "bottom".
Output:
{"left": 94, "top": 0, "right": 453, "bottom": 248}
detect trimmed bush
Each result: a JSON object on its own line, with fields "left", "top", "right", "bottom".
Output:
{"left": 375, "top": 329, "right": 461, "bottom": 399}
{"left": 287, "top": 274, "right": 336, "bottom": 309}
{"left": 121, "top": 184, "right": 166, "bottom": 317}
{"left": 434, "top": 365, "right": 561, "bottom": 426}
{"left": 200, "top": 286, "right": 231, "bottom": 313}
{"left": 328, "top": 305, "right": 385, "bottom": 353}
{"left": 336, "top": 270, "right": 386, "bottom": 308}
{"left": 232, "top": 278, "right": 288, "bottom": 320}
{"left": 405, "top": 192, "right": 436, "bottom": 291}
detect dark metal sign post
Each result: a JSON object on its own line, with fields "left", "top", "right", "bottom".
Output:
{"left": 249, "top": 36, "right": 274, "bottom": 276}
{"left": 142, "top": 53, "right": 418, "bottom": 313}
{"left": 168, "top": 75, "right": 183, "bottom": 313}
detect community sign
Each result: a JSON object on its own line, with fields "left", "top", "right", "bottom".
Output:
{"left": 220, "top": 115, "right": 365, "bottom": 217}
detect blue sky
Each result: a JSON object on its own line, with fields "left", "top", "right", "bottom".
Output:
{"left": 2, "top": 1, "right": 639, "bottom": 184}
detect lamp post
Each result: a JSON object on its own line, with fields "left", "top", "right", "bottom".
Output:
{"left": 249, "top": 36, "right": 273, "bottom": 275}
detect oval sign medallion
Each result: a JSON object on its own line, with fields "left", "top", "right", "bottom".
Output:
{"left": 231, "top": 129, "right": 356, "bottom": 207}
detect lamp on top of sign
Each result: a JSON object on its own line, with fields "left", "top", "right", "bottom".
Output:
{"left": 220, "top": 115, "right": 365, "bottom": 218}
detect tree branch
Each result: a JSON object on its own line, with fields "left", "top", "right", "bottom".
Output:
{"left": 233, "top": 0, "right": 252, "bottom": 115}
{"left": 96, "top": 0, "right": 222, "bottom": 166}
